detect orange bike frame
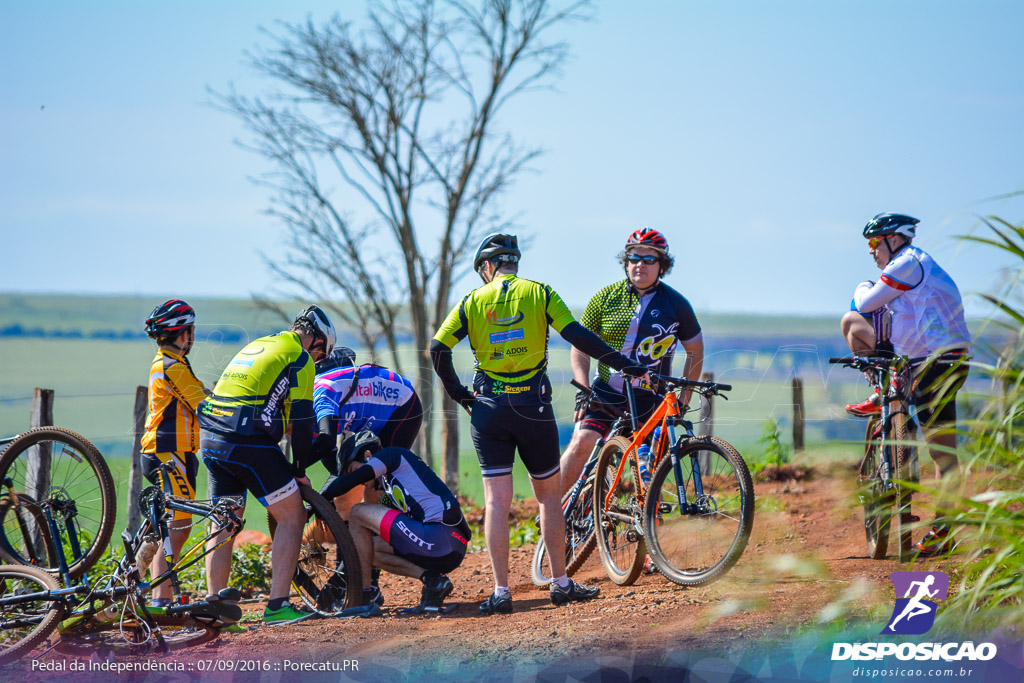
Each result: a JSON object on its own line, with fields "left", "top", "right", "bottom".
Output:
{"left": 602, "top": 390, "right": 682, "bottom": 510}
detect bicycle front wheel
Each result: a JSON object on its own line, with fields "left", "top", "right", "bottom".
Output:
{"left": 0, "top": 563, "right": 65, "bottom": 665}
{"left": 530, "top": 476, "right": 597, "bottom": 586}
{"left": 860, "top": 417, "right": 890, "bottom": 560}
{"left": 643, "top": 437, "right": 754, "bottom": 587}
{"left": 269, "top": 483, "right": 363, "bottom": 615}
{"left": 0, "top": 427, "right": 116, "bottom": 579}
{"left": 893, "top": 412, "right": 916, "bottom": 562}
{"left": 592, "top": 436, "right": 645, "bottom": 586}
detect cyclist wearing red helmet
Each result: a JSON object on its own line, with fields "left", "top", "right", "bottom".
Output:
{"left": 141, "top": 299, "right": 209, "bottom": 609}
{"left": 560, "top": 228, "right": 704, "bottom": 493}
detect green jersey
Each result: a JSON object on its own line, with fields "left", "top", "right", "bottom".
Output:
{"left": 434, "top": 274, "right": 576, "bottom": 394}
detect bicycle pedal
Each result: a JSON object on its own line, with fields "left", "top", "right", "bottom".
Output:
{"left": 626, "top": 529, "right": 640, "bottom": 543}
{"left": 657, "top": 502, "right": 672, "bottom": 514}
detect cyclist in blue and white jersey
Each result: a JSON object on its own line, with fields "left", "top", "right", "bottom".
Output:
{"left": 840, "top": 213, "right": 971, "bottom": 555}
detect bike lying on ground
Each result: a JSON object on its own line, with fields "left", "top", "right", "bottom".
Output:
{"left": 0, "top": 484, "right": 246, "bottom": 664}
{"left": 530, "top": 380, "right": 632, "bottom": 586}
{"left": 830, "top": 352, "right": 934, "bottom": 562}
{"left": 593, "top": 373, "right": 754, "bottom": 587}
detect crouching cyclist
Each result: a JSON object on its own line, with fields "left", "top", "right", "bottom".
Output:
{"left": 321, "top": 430, "right": 470, "bottom": 613}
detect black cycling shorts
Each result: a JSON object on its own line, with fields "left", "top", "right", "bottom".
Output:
{"left": 200, "top": 434, "right": 298, "bottom": 507}
{"left": 912, "top": 351, "right": 969, "bottom": 428}
{"left": 579, "top": 379, "right": 661, "bottom": 438}
{"left": 380, "top": 509, "right": 468, "bottom": 573}
{"left": 470, "top": 395, "right": 560, "bottom": 480}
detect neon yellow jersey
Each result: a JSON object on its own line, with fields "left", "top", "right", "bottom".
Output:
{"left": 434, "top": 274, "right": 576, "bottom": 385}
{"left": 198, "top": 331, "right": 314, "bottom": 443}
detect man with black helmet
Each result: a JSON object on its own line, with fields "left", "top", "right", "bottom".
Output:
{"left": 431, "top": 233, "right": 647, "bottom": 615}
{"left": 841, "top": 213, "right": 971, "bottom": 555}
{"left": 198, "top": 305, "right": 338, "bottom": 624}
{"left": 321, "top": 430, "right": 471, "bottom": 613}
{"left": 560, "top": 229, "right": 703, "bottom": 495}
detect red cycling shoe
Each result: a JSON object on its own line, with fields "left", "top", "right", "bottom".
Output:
{"left": 914, "top": 525, "right": 953, "bottom": 556}
{"left": 846, "top": 388, "right": 881, "bottom": 417}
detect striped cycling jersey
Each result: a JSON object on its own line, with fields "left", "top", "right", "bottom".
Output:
{"left": 198, "top": 331, "right": 315, "bottom": 444}
{"left": 433, "top": 274, "right": 576, "bottom": 392}
{"left": 580, "top": 279, "right": 701, "bottom": 391}
{"left": 314, "top": 364, "right": 416, "bottom": 432}
{"left": 141, "top": 349, "right": 207, "bottom": 454}
{"left": 853, "top": 245, "right": 971, "bottom": 357}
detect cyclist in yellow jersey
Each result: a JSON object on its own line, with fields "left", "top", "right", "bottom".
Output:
{"left": 432, "top": 233, "right": 647, "bottom": 614}
{"left": 198, "top": 305, "right": 338, "bottom": 625}
{"left": 141, "top": 299, "right": 209, "bottom": 609}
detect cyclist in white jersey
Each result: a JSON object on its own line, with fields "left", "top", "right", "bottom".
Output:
{"left": 840, "top": 213, "right": 971, "bottom": 555}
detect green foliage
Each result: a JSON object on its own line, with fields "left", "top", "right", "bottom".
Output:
{"left": 746, "top": 419, "right": 791, "bottom": 477}
{"left": 229, "top": 542, "right": 272, "bottom": 596}
{"left": 509, "top": 518, "right": 540, "bottom": 548}
{"left": 936, "top": 213, "right": 1024, "bottom": 633}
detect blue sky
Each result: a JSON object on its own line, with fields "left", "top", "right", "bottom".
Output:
{"left": 2, "top": 1, "right": 1022, "bottom": 315}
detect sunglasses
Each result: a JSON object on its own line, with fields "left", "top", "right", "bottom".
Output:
{"left": 626, "top": 254, "right": 660, "bottom": 265}
{"left": 868, "top": 236, "right": 887, "bottom": 249}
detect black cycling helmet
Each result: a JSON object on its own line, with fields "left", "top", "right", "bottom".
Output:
{"left": 293, "top": 305, "right": 337, "bottom": 356}
{"left": 315, "top": 346, "right": 356, "bottom": 374}
{"left": 145, "top": 299, "right": 196, "bottom": 339}
{"left": 625, "top": 228, "right": 669, "bottom": 254}
{"left": 473, "top": 233, "right": 520, "bottom": 273}
{"left": 337, "top": 429, "right": 381, "bottom": 472}
{"left": 863, "top": 213, "right": 919, "bottom": 240}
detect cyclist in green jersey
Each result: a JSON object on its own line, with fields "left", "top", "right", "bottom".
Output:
{"left": 431, "top": 233, "right": 646, "bottom": 614}
{"left": 198, "top": 306, "right": 338, "bottom": 625}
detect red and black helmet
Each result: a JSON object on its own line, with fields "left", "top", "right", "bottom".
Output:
{"left": 145, "top": 299, "right": 196, "bottom": 338}
{"left": 625, "top": 228, "right": 669, "bottom": 253}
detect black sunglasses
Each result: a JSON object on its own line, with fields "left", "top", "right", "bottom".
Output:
{"left": 626, "top": 254, "right": 659, "bottom": 265}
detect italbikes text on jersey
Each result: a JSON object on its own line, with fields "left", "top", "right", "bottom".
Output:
{"left": 832, "top": 641, "right": 996, "bottom": 662}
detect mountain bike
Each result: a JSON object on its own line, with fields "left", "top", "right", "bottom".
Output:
{"left": 830, "top": 352, "right": 927, "bottom": 562}
{"left": 530, "top": 380, "right": 631, "bottom": 586}
{"left": 593, "top": 373, "right": 754, "bottom": 587}
{"left": 0, "top": 427, "right": 116, "bottom": 582}
{"left": 0, "top": 485, "right": 245, "bottom": 664}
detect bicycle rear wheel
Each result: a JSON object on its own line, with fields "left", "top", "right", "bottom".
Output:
{"left": 268, "top": 483, "right": 363, "bottom": 615}
{"left": 860, "top": 417, "right": 890, "bottom": 560}
{"left": 0, "top": 427, "right": 116, "bottom": 579}
{"left": 592, "top": 436, "right": 645, "bottom": 586}
{"left": 892, "top": 412, "right": 916, "bottom": 562}
{"left": 0, "top": 493, "right": 58, "bottom": 571}
{"left": 643, "top": 437, "right": 754, "bottom": 587}
{"left": 0, "top": 563, "right": 65, "bottom": 665}
{"left": 55, "top": 613, "right": 217, "bottom": 655}
{"left": 530, "top": 476, "right": 597, "bottom": 586}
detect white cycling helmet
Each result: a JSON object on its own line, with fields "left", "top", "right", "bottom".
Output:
{"left": 295, "top": 305, "right": 337, "bottom": 357}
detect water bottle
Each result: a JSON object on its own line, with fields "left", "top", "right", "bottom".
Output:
{"left": 637, "top": 444, "right": 652, "bottom": 489}
{"left": 135, "top": 538, "right": 159, "bottom": 570}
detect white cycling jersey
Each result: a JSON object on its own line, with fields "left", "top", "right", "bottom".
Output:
{"left": 853, "top": 244, "right": 971, "bottom": 357}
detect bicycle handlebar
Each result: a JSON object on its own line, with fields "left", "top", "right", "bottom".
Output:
{"left": 649, "top": 373, "right": 731, "bottom": 394}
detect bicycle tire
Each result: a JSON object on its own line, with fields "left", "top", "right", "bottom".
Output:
{"left": 55, "top": 612, "right": 217, "bottom": 655}
{"left": 0, "top": 492, "right": 59, "bottom": 570}
{"left": 592, "top": 436, "right": 646, "bottom": 586}
{"left": 892, "top": 411, "right": 916, "bottom": 562}
{"left": 643, "top": 437, "right": 754, "bottom": 587}
{"left": 0, "top": 563, "right": 65, "bottom": 665}
{"left": 0, "top": 427, "right": 116, "bottom": 579}
{"left": 268, "top": 483, "right": 363, "bottom": 615}
{"left": 530, "top": 477, "right": 597, "bottom": 586}
{"left": 860, "top": 417, "right": 890, "bottom": 560}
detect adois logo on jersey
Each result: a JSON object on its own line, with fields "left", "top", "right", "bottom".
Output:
{"left": 485, "top": 309, "right": 525, "bottom": 326}
{"left": 831, "top": 571, "right": 998, "bottom": 663}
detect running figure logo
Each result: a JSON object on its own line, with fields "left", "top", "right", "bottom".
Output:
{"left": 883, "top": 571, "right": 949, "bottom": 635}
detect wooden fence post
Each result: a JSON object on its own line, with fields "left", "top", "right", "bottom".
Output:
{"left": 126, "top": 386, "right": 147, "bottom": 535}
{"left": 440, "top": 393, "right": 460, "bottom": 493}
{"left": 697, "top": 372, "right": 714, "bottom": 473}
{"left": 792, "top": 377, "right": 805, "bottom": 453}
{"left": 26, "top": 388, "right": 54, "bottom": 502}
